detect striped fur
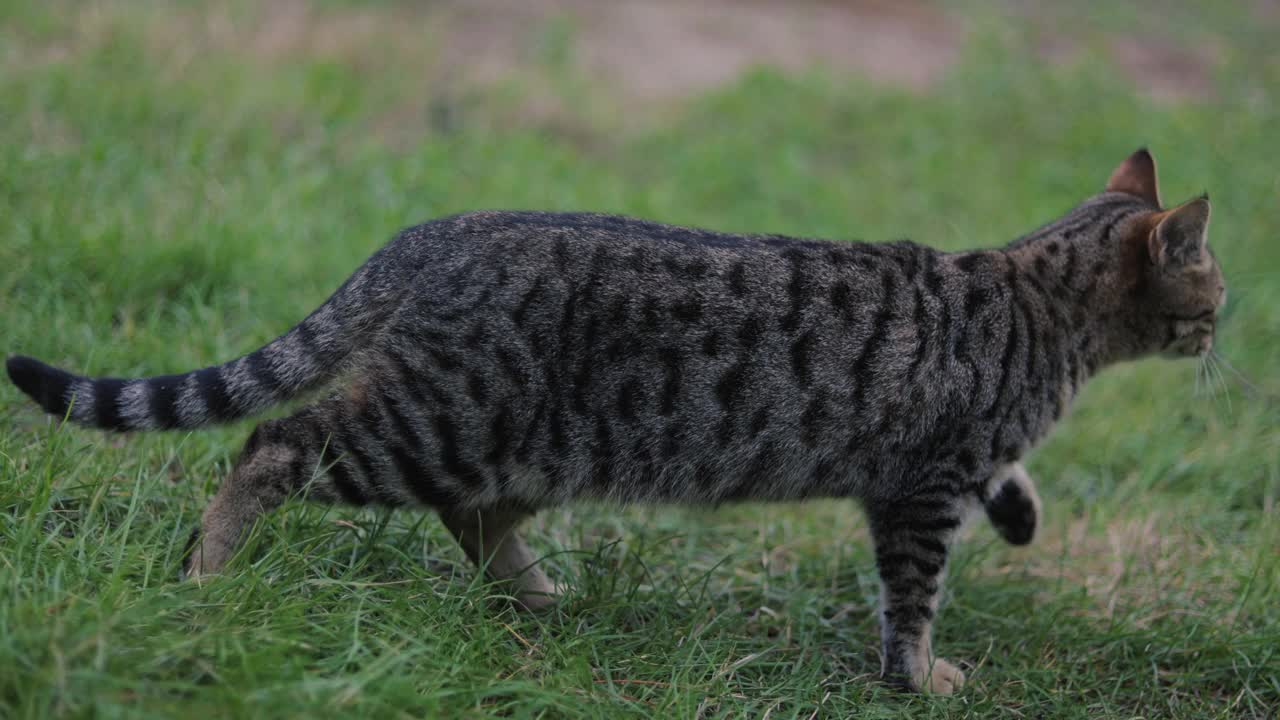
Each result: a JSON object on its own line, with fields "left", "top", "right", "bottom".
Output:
{"left": 6, "top": 235, "right": 430, "bottom": 430}
{"left": 7, "top": 149, "right": 1226, "bottom": 694}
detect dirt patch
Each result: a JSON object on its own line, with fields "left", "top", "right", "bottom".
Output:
{"left": 1108, "top": 39, "right": 1222, "bottom": 104}
{"left": 1038, "top": 31, "right": 1223, "bottom": 104}
{"left": 1255, "top": 0, "right": 1280, "bottom": 23}
{"left": 529, "top": 0, "right": 960, "bottom": 99}
{"left": 13, "top": 1, "right": 1226, "bottom": 118}
{"left": 433, "top": 0, "right": 1222, "bottom": 104}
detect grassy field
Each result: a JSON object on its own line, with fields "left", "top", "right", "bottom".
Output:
{"left": 2, "top": 1, "right": 1278, "bottom": 717}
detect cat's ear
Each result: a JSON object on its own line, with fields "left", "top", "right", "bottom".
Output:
{"left": 1106, "top": 148, "right": 1161, "bottom": 206}
{"left": 1148, "top": 196, "right": 1210, "bottom": 267}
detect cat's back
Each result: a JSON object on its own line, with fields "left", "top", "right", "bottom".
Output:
{"left": 419, "top": 210, "right": 859, "bottom": 263}
{"left": 370, "top": 210, "right": 964, "bottom": 504}
{"left": 413, "top": 209, "right": 908, "bottom": 308}
{"left": 408, "top": 210, "right": 923, "bottom": 362}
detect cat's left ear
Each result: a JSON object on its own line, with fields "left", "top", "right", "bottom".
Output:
{"left": 1148, "top": 196, "right": 1210, "bottom": 267}
{"left": 1106, "top": 148, "right": 1161, "bottom": 207}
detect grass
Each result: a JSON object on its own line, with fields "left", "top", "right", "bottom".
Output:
{"left": 1, "top": 1, "right": 1278, "bottom": 717}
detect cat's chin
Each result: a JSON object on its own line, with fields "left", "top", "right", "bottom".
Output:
{"left": 1161, "top": 340, "right": 1212, "bottom": 360}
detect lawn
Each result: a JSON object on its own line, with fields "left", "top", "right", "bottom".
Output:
{"left": 1, "top": 1, "right": 1277, "bottom": 718}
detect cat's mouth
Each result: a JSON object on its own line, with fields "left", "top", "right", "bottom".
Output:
{"left": 1187, "top": 334, "right": 1214, "bottom": 357}
{"left": 1164, "top": 328, "right": 1215, "bottom": 358}
{"left": 1162, "top": 310, "right": 1218, "bottom": 358}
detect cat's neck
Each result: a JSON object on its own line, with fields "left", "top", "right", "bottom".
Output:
{"left": 993, "top": 242, "right": 1122, "bottom": 399}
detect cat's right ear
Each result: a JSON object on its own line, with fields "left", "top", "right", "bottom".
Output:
{"left": 1106, "top": 148, "right": 1161, "bottom": 207}
{"left": 1148, "top": 196, "right": 1211, "bottom": 267}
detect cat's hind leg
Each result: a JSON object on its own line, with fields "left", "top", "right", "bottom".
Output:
{"left": 184, "top": 418, "right": 315, "bottom": 579}
{"left": 439, "top": 506, "right": 561, "bottom": 612}
{"left": 983, "top": 462, "right": 1041, "bottom": 546}
{"left": 183, "top": 401, "right": 375, "bottom": 579}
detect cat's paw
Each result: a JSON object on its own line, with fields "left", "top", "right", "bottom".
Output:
{"left": 515, "top": 582, "right": 568, "bottom": 613}
{"left": 915, "top": 658, "right": 966, "bottom": 695}
{"left": 513, "top": 568, "right": 569, "bottom": 613}
{"left": 179, "top": 527, "right": 205, "bottom": 581}
{"left": 984, "top": 463, "right": 1041, "bottom": 546}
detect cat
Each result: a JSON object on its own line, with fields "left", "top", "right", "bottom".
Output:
{"left": 6, "top": 149, "right": 1225, "bottom": 694}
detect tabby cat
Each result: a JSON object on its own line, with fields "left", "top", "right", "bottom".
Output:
{"left": 6, "top": 149, "right": 1225, "bottom": 693}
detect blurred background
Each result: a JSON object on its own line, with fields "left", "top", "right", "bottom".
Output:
{"left": 5, "top": 0, "right": 1275, "bottom": 497}
{"left": 1, "top": 1, "right": 1277, "bottom": 717}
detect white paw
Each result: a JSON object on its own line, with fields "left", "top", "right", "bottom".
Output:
{"left": 915, "top": 658, "right": 966, "bottom": 695}
{"left": 514, "top": 579, "right": 569, "bottom": 613}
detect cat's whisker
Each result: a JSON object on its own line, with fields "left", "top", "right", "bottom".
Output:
{"left": 1207, "top": 352, "right": 1233, "bottom": 416}
{"left": 1202, "top": 353, "right": 1218, "bottom": 399}
{"left": 1211, "top": 350, "right": 1272, "bottom": 402}
{"left": 1198, "top": 355, "right": 1214, "bottom": 400}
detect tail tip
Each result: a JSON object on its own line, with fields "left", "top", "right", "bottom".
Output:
{"left": 7, "top": 354, "right": 74, "bottom": 416}
{"left": 7, "top": 355, "right": 46, "bottom": 394}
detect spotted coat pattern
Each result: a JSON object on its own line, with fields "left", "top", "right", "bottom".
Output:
{"left": 7, "top": 149, "right": 1225, "bottom": 693}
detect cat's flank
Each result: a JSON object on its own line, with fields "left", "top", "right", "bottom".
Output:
{"left": 7, "top": 149, "right": 1224, "bottom": 694}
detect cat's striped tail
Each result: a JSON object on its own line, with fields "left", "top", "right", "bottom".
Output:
{"left": 5, "top": 237, "right": 418, "bottom": 432}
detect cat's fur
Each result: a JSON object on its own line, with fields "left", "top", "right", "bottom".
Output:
{"left": 6, "top": 149, "right": 1225, "bottom": 693}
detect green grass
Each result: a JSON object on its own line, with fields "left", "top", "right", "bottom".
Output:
{"left": 2, "top": 1, "right": 1278, "bottom": 717}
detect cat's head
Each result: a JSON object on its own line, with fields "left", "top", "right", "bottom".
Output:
{"left": 1102, "top": 149, "right": 1226, "bottom": 359}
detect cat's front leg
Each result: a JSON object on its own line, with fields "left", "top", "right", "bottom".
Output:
{"left": 867, "top": 497, "right": 967, "bottom": 694}
{"left": 982, "top": 462, "right": 1042, "bottom": 546}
